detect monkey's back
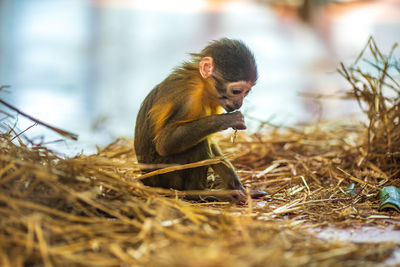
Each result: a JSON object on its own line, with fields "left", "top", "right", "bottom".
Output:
{"left": 134, "top": 85, "right": 158, "bottom": 165}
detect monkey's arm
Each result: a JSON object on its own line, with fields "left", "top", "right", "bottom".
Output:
{"left": 155, "top": 111, "right": 245, "bottom": 157}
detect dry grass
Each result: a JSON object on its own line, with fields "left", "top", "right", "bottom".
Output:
{"left": 0, "top": 38, "right": 399, "bottom": 266}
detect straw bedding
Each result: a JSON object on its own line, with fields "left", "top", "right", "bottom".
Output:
{"left": 0, "top": 38, "right": 398, "bottom": 266}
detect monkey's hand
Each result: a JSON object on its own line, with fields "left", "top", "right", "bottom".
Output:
{"left": 225, "top": 111, "right": 246, "bottom": 130}
{"left": 224, "top": 173, "right": 248, "bottom": 203}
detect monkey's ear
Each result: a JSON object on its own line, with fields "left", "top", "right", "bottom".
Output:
{"left": 199, "top": 57, "right": 214, "bottom": 78}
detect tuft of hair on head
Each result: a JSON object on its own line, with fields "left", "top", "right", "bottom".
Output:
{"left": 200, "top": 38, "right": 258, "bottom": 84}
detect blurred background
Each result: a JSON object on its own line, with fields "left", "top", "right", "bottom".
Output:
{"left": 0, "top": 0, "right": 399, "bottom": 155}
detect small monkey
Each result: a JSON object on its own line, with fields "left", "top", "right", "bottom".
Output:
{"left": 134, "top": 38, "right": 265, "bottom": 201}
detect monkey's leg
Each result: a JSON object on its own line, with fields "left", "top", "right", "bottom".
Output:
{"left": 183, "top": 166, "right": 208, "bottom": 190}
{"left": 210, "top": 143, "right": 267, "bottom": 199}
{"left": 179, "top": 145, "right": 244, "bottom": 202}
{"left": 210, "top": 142, "right": 244, "bottom": 189}
{"left": 180, "top": 165, "right": 225, "bottom": 202}
{"left": 142, "top": 172, "right": 185, "bottom": 190}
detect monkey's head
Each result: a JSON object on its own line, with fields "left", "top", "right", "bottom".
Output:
{"left": 195, "top": 38, "right": 258, "bottom": 112}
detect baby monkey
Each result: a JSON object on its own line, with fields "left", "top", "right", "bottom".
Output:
{"left": 134, "top": 38, "right": 265, "bottom": 202}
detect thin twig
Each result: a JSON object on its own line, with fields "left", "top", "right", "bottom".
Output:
{"left": 0, "top": 98, "right": 78, "bottom": 140}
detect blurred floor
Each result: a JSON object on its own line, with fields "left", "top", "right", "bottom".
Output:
{"left": 0, "top": 0, "right": 399, "bottom": 155}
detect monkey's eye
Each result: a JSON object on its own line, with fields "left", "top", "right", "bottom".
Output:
{"left": 232, "top": 89, "right": 242, "bottom": 95}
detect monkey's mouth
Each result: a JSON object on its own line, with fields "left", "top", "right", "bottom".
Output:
{"left": 224, "top": 105, "right": 236, "bottom": 112}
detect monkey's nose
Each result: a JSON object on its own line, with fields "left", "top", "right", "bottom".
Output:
{"left": 233, "top": 101, "right": 242, "bottom": 109}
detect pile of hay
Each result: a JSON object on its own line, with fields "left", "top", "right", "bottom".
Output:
{"left": 0, "top": 38, "right": 399, "bottom": 266}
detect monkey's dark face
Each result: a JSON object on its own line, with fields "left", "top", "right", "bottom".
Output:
{"left": 216, "top": 80, "right": 253, "bottom": 112}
